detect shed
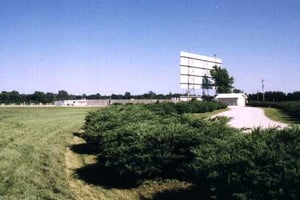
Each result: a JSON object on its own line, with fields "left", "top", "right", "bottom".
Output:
{"left": 215, "top": 93, "right": 248, "bottom": 106}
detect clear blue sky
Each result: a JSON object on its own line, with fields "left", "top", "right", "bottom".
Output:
{"left": 1, "top": 0, "right": 299, "bottom": 95}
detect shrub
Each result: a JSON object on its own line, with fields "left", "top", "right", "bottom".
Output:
{"left": 81, "top": 102, "right": 228, "bottom": 183}
{"left": 247, "top": 101, "right": 300, "bottom": 118}
{"left": 187, "top": 127, "right": 300, "bottom": 199}
{"left": 80, "top": 102, "right": 300, "bottom": 199}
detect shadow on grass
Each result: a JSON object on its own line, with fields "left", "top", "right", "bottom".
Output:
{"left": 140, "top": 187, "right": 208, "bottom": 200}
{"left": 70, "top": 143, "right": 98, "bottom": 155}
{"left": 71, "top": 132, "right": 99, "bottom": 154}
{"left": 283, "top": 115, "right": 300, "bottom": 124}
{"left": 75, "top": 162, "right": 139, "bottom": 189}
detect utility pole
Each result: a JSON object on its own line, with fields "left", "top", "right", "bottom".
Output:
{"left": 262, "top": 79, "right": 265, "bottom": 102}
{"left": 187, "top": 58, "right": 190, "bottom": 100}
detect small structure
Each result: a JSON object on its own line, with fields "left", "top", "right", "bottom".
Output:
{"left": 54, "top": 99, "right": 88, "bottom": 106}
{"left": 215, "top": 93, "right": 248, "bottom": 106}
{"left": 54, "top": 99, "right": 173, "bottom": 107}
{"left": 179, "top": 96, "right": 202, "bottom": 102}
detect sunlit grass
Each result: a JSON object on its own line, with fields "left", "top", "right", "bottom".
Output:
{"left": 0, "top": 107, "right": 97, "bottom": 199}
{"left": 263, "top": 107, "right": 300, "bottom": 124}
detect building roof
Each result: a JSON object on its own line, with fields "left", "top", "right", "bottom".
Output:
{"left": 215, "top": 93, "right": 248, "bottom": 99}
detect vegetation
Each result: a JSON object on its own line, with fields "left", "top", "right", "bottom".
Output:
{"left": 201, "top": 75, "right": 213, "bottom": 96}
{"left": 0, "top": 90, "right": 184, "bottom": 105}
{"left": 247, "top": 91, "right": 300, "bottom": 102}
{"left": 0, "top": 107, "right": 96, "bottom": 199}
{"left": 80, "top": 102, "right": 300, "bottom": 199}
{"left": 210, "top": 65, "right": 234, "bottom": 93}
{"left": 263, "top": 107, "right": 299, "bottom": 124}
{"left": 247, "top": 101, "right": 300, "bottom": 123}
{"left": 191, "top": 108, "right": 229, "bottom": 119}
{"left": 2, "top": 101, "right": 299, "bottom": 199}
{"left": 0, "top": 107, "right": 195, "bottom": 200}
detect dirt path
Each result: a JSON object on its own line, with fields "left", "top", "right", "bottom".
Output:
{"left": 214, "top": 106, "right": 288, "bottom": 130}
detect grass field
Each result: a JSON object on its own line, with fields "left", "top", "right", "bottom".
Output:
{"left": 263, "top": 107, "right": 300, "bottom": 124}
{"left": 0, "top": 107, "right": 97, "bottom": 199}
{"left": 0, "top": 107, "right": 190, "bottom": 200}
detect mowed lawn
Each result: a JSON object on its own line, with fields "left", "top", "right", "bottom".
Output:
{"left": 0, "top": 107, "right": 97, "bottom": 199}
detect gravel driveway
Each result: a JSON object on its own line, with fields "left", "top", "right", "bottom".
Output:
{"left": 214, "top": 106, "right": 288, "bottom": 130}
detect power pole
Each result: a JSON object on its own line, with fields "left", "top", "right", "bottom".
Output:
{"left": 262, "top": 79, "right": 265, "bottom": 102}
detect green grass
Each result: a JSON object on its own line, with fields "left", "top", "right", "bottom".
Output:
{"left": 190, "top": 108, "right": 229, "bottom": 119}
{"left": 263, "top": 107, "right": 300, "bottom": 124}
{"left": 0, "top": 107, "right": 97, "bottom": 199}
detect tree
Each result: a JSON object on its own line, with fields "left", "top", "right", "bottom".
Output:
{"left": 202, "top": 74, "right": 213, "bottom": 96}
{"left": 124, "top": 92, "right": 131, "bottom": 99}
{"left": 210, "top": 66, "right": 234, "bottom": 94}
{"left": 57, "top": 90, "right": 69, "bottom": 100}
{"left": 233, "top": 88, "right": 243, "bottom": 93}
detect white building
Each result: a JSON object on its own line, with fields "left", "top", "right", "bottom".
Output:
{"left": 215, "top": 93, "right": 248, "bottom": 106}
{"left": 54, "top": 99, "right": 88, "bottom": 106}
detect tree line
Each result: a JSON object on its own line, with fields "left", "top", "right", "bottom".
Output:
{"left": 247, "top": 91, "right": 300, "bottom": 102}
{"left": 0, "top": 90, "right": 183, "bottom": 105}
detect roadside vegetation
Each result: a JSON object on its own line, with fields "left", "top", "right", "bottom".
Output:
{"left": 263, "top": 107, "right": 297, "bottom": 124}
{"left": 248, "top": 101, "right": 300, "bottom": 124}
{"left": 79, "top": 101, "right": 300, "bottom": 199}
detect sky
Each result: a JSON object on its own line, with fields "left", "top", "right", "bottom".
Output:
{"left": 0, "top": 0, "right": 299, "bottom": 95}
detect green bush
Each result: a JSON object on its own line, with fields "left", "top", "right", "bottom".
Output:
{"left": 81, "top": 102, "right": 228, "bottom": 182}
{"left": 187, "top": 127, "right": 300, "bottom": 199}
{"left": 247, "top": 101, "right": 300, "bottom": 118}
{"left": 145, "top": 101, "right": 227, "bottom": 115}
{"left": 80, "top": 102, "right": 300, "bottom": 199}
{"left": 279, "top": 101, "right": 300, "bottom": 117}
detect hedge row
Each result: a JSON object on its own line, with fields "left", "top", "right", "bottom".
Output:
{"left": 80, "top": 102, "right": 300, "bottom": 199}
{"left": 187, "top": 127, "right": 300, "bottom": 199}
{"left": 145, "top": 101, "right": 227, "bottom": 115}
{"left": 247, "top": 101, "right": 300, "bottom": 118}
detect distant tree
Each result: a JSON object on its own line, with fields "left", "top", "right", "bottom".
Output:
{"left": 57, "top": 90, "right": 69, "bottom": 100}
{"left": 45, "top": 92, "right": 56, "bottom": 103}
{"left": 87, "top": 93, "right": 101, "bottom": 99}
{"left": 287, "top": 91, "right": 300, "bottom": 101}
{"left": 124, "top": 92, "right": 131, "bottom": 99}
{"left": 32, "top": 91, "right": 47, "bottom": 104}
{"left": 111, "top": 94, "right": 123, "bottom": 99}
{"left": 264, "top": 91, "right": 287, "bottom": 102}
{"left": 210, "top": 66, "right": 234, "bottom": 93}
{"left": 233, "top": 88, "right": 243, "bottom": 93}
{"left": 202, "top": 75, "right": 213, "bottom": 96}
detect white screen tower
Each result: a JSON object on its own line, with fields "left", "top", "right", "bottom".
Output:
{"left": 180, "top": 51, "right": 222, "bottom": 97}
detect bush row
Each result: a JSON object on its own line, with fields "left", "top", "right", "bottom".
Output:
{"left": 81, "top": 102, "right": 300, "bottom": 199}
{"left": 247, "top": 101, "right": 300, "bottom": 117}
{"left": 145, "top": 100, "right": 227, "bottom": 115}
{"left": 187, "top": 127, "right": 300, "bottom": 199}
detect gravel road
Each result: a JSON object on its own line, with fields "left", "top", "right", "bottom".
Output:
{"left": 214, "top": 106, "right": 288, "bottom": 130}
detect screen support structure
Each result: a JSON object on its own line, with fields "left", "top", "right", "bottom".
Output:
{"left": 180, "top": 51, "right": 222, "bottom": 100}
{"left": 186, "top": 58, "right": 196, "bottom": 100}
